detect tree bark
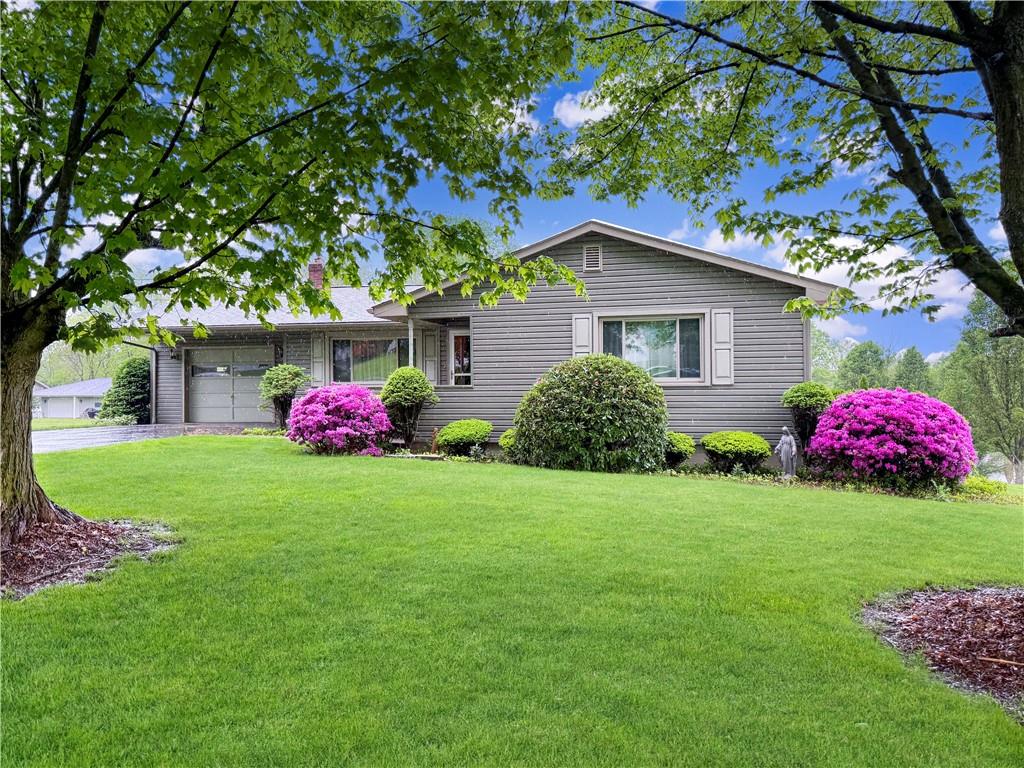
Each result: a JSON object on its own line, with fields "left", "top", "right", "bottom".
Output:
{"left": 1, "top": 303, "right": 79, "bottom": 546}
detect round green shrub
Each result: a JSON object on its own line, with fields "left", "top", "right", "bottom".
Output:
{"left": 99, "top": 356, "right": 150, "bottom": 424}
{"left": 665, "top": 431, "right": 696, "bottom": 469}
{"left": 436, "top": 419, "right": 492, "bottom": 456}
{"left": 780, "top": 381, "right": 837, "bottom": 449}
{"left": 498, "top": 428, "right": 517, "bottom": 455}
{"left": 380, "top": 366, "right": 439, "bottom": 446}
{"left": 511, "top": 354, "right": 668, "bottom": 473}
{"left": 259, "top": 364, "right": 310, "bottom": 426}
{"left": 701, "top": 431, "right": 772, "bottom": 473}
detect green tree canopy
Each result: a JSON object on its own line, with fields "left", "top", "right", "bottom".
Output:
{"left": 890, "top": 346, "right": 933, "bottom": 393}
{"left": 938, "top": 289, "right": 1024, "bottom": 482}
{"left": 0, "top": 1, "right": 589, "bottom": 544}
{"left": 549, "top": 1, "right": 1024, "bottom": 336}
{"left": 836, "top": 341, "right": 889, "bottom": 390}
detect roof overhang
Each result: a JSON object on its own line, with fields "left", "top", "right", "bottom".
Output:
{"left": 370, "top": 219, "right": 839, "bottom": 318}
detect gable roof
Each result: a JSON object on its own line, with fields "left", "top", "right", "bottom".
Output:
{"left": 36, "top": 378, "right": 111, "bottom": 398}
{"left": 371, "top": 219, "right": 838, "bottom": 318}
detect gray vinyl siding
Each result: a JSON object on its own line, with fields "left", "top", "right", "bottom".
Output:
{"left": 155, "top": 346, "right": 183, "bottom": 424}
{"left": 409, "top": 232, "right": 808, "bottom": 440}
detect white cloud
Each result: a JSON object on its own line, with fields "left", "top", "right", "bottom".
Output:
{"left": 667, "top": 221, "right": 692, "bottom": 241}
{"left": 632, "top": 0, "right": 660, "bottom": 8}
{"left": 815, "top": 316, "right": 868, "bottom": 339}
{"left": 925, "top": 350, "right": 950, "bottom": 365}
{"left": 124, "top": 248, "right": 180, "bottom": 273}
{"left": 988, "top": 221, "right": 1007, "bottom": 243}
{"left": 701, "top": 227, "right": 760, "bottom": 254}
{"left": 553, "top": 90, "right": 614, "bottom": 129}
{"left": 933, "top": 302, "right": 968, "bottom": 322}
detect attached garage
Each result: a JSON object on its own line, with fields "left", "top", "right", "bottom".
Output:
{"left": 187, "top": 347, "right": 274, "bottom": 423}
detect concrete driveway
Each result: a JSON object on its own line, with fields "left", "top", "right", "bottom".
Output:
{"left": 32, "top": 424, "right": 190, "bottom": 454}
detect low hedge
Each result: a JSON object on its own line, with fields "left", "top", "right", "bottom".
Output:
{"left": 701, "top": 431, "right": 772, "bottom": 473}
{"left": 665, "top": 432, "right": 696, "bottom": 469}
{"left": 436, "top": 419, "right": 493, "bottom": 456}
{"left": 498, "top": 428, "right": 517, "bottom": 455}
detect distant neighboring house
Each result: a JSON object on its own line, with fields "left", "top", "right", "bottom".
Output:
{"left": 35, "top": 378, "right": 111, "bottom": 418}
{"left": 31, "top": 381, "right": 48, "bottom": 417}
{"left": 151, "top": 220, "right": 837, "bottom": 439}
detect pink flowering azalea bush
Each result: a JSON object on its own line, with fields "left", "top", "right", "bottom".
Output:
{"left": 807, "top": 388, "right": 976, "bottom": 489}
{"left": 286, "top": 385, "right": 392, "bottom": 456}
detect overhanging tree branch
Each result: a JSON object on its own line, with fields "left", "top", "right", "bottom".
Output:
{"left": 812, "top": 1, "right": 980, "bottom": 49}
{"left": 617, "top": 0, "right": 993, "bottom": 121}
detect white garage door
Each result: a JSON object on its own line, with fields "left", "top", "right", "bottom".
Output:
{"left": 188, "top": 347, "right": 275, "bottom": 423}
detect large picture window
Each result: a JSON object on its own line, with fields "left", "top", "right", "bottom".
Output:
{"left": 332, "top": 338, "right": 409, "bottom": 383}
{"left": 601, "top": 317, "right": 702, "bottom": 380}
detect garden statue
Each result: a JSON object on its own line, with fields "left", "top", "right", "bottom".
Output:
{"left": 775, "top": 427, "right": 798, "bottom": 478}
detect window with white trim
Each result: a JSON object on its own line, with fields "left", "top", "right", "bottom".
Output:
{"left": 332, "top": 338, "right": 409, "bottom": 383}
{"left": 600, "top": 316, "right": 702, "bottom": 380}
{"left": 449, "top": 330, "right": 471, "bottom": 386}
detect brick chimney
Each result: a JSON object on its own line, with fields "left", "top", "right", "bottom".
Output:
{"left": 308, "top": 259, "right": 324, "bottom": 289}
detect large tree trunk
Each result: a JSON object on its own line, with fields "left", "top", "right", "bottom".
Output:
{"left": 1, "top": 304, "right": 78, "bottom": 546}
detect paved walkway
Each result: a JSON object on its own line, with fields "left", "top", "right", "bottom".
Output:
{"left": 33, "top": 424, "right": 191, "bottom": 454}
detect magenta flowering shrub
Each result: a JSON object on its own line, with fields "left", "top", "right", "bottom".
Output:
{"left": 807, "top": 388, "right": 976, "bottom": 488}
{"left": 286, "top": 385, "right": 392, "bottom": 456}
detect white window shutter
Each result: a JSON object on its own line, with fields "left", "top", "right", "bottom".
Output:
{"left": 420, "top": 331, "right": 438, "bottom": 383}
{"left": 710, "top": 309, "right": 734, "bottom": 385}
{"left": 572, "top": 314, "right": 593, "bottom": 356}
{"left": 583, "top": 244, "right": 602, "bottom": 271}
{"left": 311, "top": 331, "right": 325, "bottom": 385}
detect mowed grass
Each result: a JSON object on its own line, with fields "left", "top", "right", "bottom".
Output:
{"left": 30, "top": 417, "right": 104, "bottom": 431}
{"left": 3, "top": 437, "right": 1023, "bottom": 767}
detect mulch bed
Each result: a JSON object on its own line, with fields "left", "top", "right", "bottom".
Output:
{"left": 1, "top": 518, "right": 173, "bottom": 599}
{"left": 864, "top": 587, "right": 1024, "bottom": 721}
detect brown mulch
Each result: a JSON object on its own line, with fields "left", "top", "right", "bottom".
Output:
{"left": 1, "top": 518, "right": 173, "bottom": 599}
{"left": 864, "top": 587, "right": 1024, "bottom": 720}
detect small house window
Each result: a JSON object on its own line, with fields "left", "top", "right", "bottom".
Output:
{"left": 583, "top": 244, "right": 602, "bottom": 271}
{"left": 449, "top": 330, "right": 471, "bottom": 386}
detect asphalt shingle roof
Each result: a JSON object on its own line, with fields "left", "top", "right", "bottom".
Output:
{"left": 35, "top": 378, "right": 111, "bottom": 398}
{"left": 156, "top": 286, "right": 385, "bottom": 329}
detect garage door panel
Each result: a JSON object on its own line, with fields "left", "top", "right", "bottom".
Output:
{"left": 190, "top": 378, "right": 232, "bottom": 395}
{"left": 191, "top": 349, "right": 230, "bottom": 364}
{"left": 188, "top": 346, "right": 274, "bottom": 423}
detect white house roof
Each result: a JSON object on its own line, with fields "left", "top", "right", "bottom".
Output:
{"left": 36, "top": 378, "right": 111, "bottom": 398}
{"left": 371, "top": 219, "right": 839, "bottom": 318}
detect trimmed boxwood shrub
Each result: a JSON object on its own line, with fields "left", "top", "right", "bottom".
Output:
{"left": 701, "top": 431, "right": 772, "bottom": 473}
{"left": 807, "top": 388, "right": 976, "bottom": 489}
{"left": 259, "top": 364, "right": 310, "bottom": 427}
{"left": 511, "top": 354, "right": 668, "bottom": 473}
{"left": 380, "top": 366, "right": 438, "bottom": 446}
{"left": 436, "top": 419, "right": 492, "bottom": 456}
{"left": 665, "top": 432, "right": 696, "bottom": 469}
{"left": 780, "top": 381, "right": 837, "bottom": 449}
{"left": 286, "top": 384, "right": 392, "bottom": 456}
{"left": 99, "top": 357, "right": 150, "bottom": 424}
{"left": 498, "top": 428, "right": 517, "bottom": 456}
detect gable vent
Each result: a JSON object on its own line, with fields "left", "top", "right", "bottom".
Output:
{"left": 583, "top": 244, "right": 602, "bottom": 271}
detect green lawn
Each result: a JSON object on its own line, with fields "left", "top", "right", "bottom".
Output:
{"left": 3, "top": 437, "right": 1022, "bottom": 766}
{"left": 31, "top": 417, "right": 105, "bottom": 431}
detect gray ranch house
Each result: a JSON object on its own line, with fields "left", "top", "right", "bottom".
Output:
{"left": 151, "top": 220, "right": 836, "bottom": 440}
